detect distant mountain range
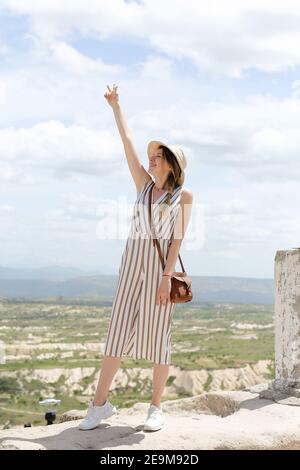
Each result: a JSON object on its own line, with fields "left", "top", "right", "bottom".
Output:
{"left": 0, "top": 266, "right": 274, "bottom": 304}
{"left": 0, "top": 265, "right": 102, "bottom": 281}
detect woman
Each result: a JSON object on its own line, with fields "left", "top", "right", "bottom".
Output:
{"left": 79, "top": 83, "right": 193, "bottom": 432}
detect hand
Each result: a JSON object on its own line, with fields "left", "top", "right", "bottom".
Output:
{"left": 104, "top": 83, "right": 119, "bottom": 108}
{"left": 156, "top": 277, "right": 171, "bottom": 305}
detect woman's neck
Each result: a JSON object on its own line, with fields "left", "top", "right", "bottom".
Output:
{"left": 154, "top": 176, "right": 168, "bottom": 191}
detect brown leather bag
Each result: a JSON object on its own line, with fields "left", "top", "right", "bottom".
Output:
{"left": 148, "top": 185, "right": 193, "bottom": 303}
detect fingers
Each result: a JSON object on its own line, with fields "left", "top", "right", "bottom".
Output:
{"left": 107, "top": 83, "right": 118, "bottom": 93}
{"left": 156, "top": 295, "right": 169, "bottom": 305}
{"left": 107, "top": 84, "right": 118, "bottom": 91}
{"left": 104, "top": 84, "right": 118, "bottom": 103}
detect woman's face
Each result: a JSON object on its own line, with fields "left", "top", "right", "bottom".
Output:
{"left": 148, "top": 148, "right": 171, "bottom": 178}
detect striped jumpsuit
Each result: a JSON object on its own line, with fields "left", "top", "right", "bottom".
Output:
{"left": 103, "top": 178, "right": 183, "bottom": 365}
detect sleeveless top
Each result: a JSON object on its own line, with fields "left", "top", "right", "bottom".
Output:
{"left": 128, "top": 178, "right": 183, "bottom": 242}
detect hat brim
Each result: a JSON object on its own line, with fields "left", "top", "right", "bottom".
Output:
{"left": 147, "top": 140, "right": 166, "bottom": 158}
{"left": 147, "top": 140, "right": 181, "bottom": 168}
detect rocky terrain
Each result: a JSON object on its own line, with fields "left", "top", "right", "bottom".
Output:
{"left": 0, "top": 301, "right": 275, "bottom": 428}
{"left": 0, "top": 359, "right": 273, "bottom": 398}
{"left": 1, "top": 388, "right": 300, "bottom": 450}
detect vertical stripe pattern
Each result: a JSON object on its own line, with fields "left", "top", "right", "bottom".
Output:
{"left": 103, "top": 178, "right": 183, "bottom": 365}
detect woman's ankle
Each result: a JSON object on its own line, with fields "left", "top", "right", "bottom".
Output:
{"left": 93, "top": 398, "right": 107, "bottom": 407}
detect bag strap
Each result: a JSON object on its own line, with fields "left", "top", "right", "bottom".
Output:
{"left": 148, "top": 183, "right": 185, "bottom": 272}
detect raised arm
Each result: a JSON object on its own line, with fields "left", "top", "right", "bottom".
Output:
{"left": 104, "top": 83, "right": 152, "bottom": 193}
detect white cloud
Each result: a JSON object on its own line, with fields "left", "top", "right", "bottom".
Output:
{"left": 0, "top": 203, "right": 15, "bottom": 214}
{"left": 139, "top": 55, "right": 174, "bottom": 81}
{"left": 129, "top": 94, "right": 300, "bottom": 182}
{"left": 0, "top": 0, "right": 143, "bottom": 43}
{"left": 48, "top": 41, "right": 124, "bottom": 75}
{"left": 201, "top": 180, "right": 300, "bottom": 250}
{"left": 1, "top": 92, "right": 300, "bottom": 185}
{"left": 0, "top": 120, "right": 125, "bottom": 182}
{"left": 1, "top": 0, "right": 300, "bottom": 276}
{"left": 2, "top": 0, "right": 300, "bottom": 76}
{"left": 0, "top": 80, "right": 7, "bottom": 106}
{"left": 292, "top": 80, "right": 300, "bottom": 99}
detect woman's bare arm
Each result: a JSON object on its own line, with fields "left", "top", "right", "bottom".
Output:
{"left": 156, "top": 188, "right": 193, "bottom": 304}
{"left": 162, "top": 188, "right": 193, "bottom": 275}
{"left": 104, "top": 84, "right": 152, "bottom": 193}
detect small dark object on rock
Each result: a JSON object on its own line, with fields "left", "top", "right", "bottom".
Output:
{"left": 45, "top": 411, "right": 56, "bottom": 425}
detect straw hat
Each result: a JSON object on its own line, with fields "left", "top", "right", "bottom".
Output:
{"left": 147, "top": 140, "right": 187, "bottom": 185}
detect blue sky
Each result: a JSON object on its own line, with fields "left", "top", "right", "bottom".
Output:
{"left": 1, "top": 0, "right": 300, "bottom": 278}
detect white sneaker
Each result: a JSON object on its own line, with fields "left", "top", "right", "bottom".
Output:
{"left": 78, "top": 399, "right": 117, "bottom": 431}
{"left": 143, "top": 404, "right": 165, "bottom": 431}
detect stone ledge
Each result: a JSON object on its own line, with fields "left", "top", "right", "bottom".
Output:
{"left": 1, "top": 388, "right": 300, "bottom": 450}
